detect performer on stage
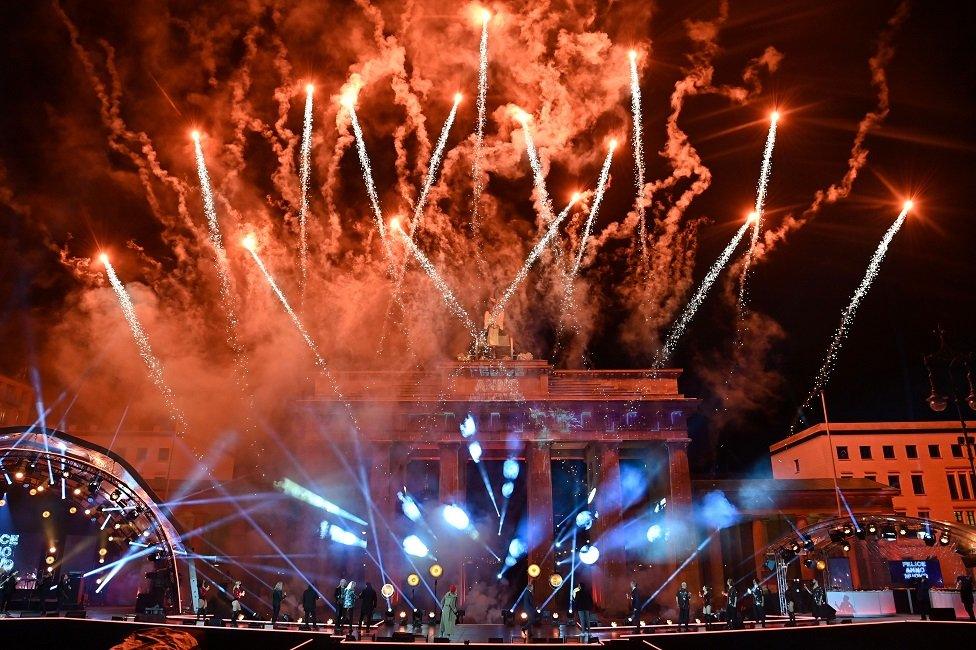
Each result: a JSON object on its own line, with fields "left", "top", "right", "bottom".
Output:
{"left": 438, "top": 584, "right": 459, "bottom": 639}
{"left": 676, "top": 581, "right": 691, "bottom": 631}
{"left": 339, "top": 581, "right": 357, "bottom": 633}
{"left": 700, "top": 584, "right": 714, "bottom": 630}
{"left": 748, "top": 578, "right": 766, "bottom": 627}
{"left": 272, "top": 581, "right": 286, "bottom": 626}
{"left": 724, "top": 578, "right": 738, "bottom": 629}
{"left": 785, "top": 581, "right": 799, "bottom": 625}
{"left": 572, "top": 582, "right": 594, "bottom": 638}
{"left": 302, "top": 583, "right": 319, "bottom": 630}
{"left": 628, "top": 580, "right": 643, "bottom": 625}
{"left": 957, "top": 574, "right": 975, "bottom": 621}
{"left": 196, "top": 582, "right": 211, "bottom": 621}
{"left": 520, "top": 582, "right": 536, "bottom": 637}
{"left": 334, "top": 578, "right": 347, "bottom": 629}
{"left": 0, "top": 568, "right": 17, "bottom": 616}
{"left": 359, "top": 581, "right": 377, "bottom": 630}
{"left": 804, "top": 579, "right": 826, "bottom": 623}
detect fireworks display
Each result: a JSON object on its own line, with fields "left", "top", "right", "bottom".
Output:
{"left": 628, "top": 50, "right": 647, "bottom": 257}
{"left": 653, "top": 215, "right": 756, "bottom": 369}
{"left": 100, "top": 255, "right": 184, "bottom": 430}
{"left": 344, "top": 94, "right": 391, "bottom": 263}
{"left": 191, "top": 132, "right": 235, "bottom": 319}
{"left": 794, "top": 201, "right": 914, "bottom": 422}
{"left": 407, "top": 93, "right": 461, "bottom": 241}
{"left": 516, "top": 111, "right": 556, "bottom": 225}
{"left": 298, "top": 84, "right": 315, "bottom": 295}
{"left": 470, "top": 9, "right": 491, "bottom": 231}
{"left": 570, "top": 142, "right": 616, "bottom": 279}
{"left": 737, "top": 111, "right": 779, "bottom": 311}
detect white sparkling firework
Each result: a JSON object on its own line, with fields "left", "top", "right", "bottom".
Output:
{"left": 102, "top": 257, "right": 185, "bottom": 429}
{"left": 298, "top": 85, "right": 314, "bottom": 293}
{"left": 407, "top": 94, "right": 461, "bottom": 240}
{"left": 653, "top": 218, "right": 754, "bottom": 368}
{"left": 795, "top": 203, "right": 912, "bottom": 419}
{"left": 192, "top": 134, "right": 237, "bottom": 326}
{"left": 346, "top": 102, "right": 393, "bottom": 264}
{"left": 517, "top": 113, "right": 556, "bottom": 224}
{"left": 738, "top": 113, "right": 779, "bottom": 309}
{"left": 471, "top": 12, "right": 490, "bottom": 229}
{"left": 491, "top": 196, "right": 579, "bottom": 324}
{"left": 570, "top": 144, "right": 615, "bottom": 279}
{"left": 628, "top": 51, "right": 647, "bottom": 256}
{"left": 392, "top": 221, "right": 479, "bottom": 341}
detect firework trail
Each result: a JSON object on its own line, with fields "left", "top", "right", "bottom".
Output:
{"left": 652, "top": 215, "right": 755, "bottom": 369}
{"left": 628, "top": 50, "right": 647, "bottom": 258}
{"left": 391, "top": 219, "right": 479, "bottom": 342}
{"left": 191, "top": 132, "right": 235, "bottom": 319}
{"left": 101, "top": 255, "right": 185, "bottom": 430}
{"left": 490, "top": 195, "right": 580, "bottom": 324}
{"left": 470, "top": 10, "right": 490, "bottom": 233}
{"left": 344, "top": 95, "right": 393, "bottom": 265}
{"left": 298, "top": 84, "right": 314, "bottom": 295}
{"left": 407, "top": 93, "right": 461, "bottom": 241}
{"left": 793, "top": 202, "right": 913, "bottom": 424}
{"left": 570, "top": 142, "right": 616, "bottom": 279}
{"left": 737, "top": 112, "right": 779, "bottom": 310}
{"left": 516, "top": 111, "right": 555, "bottom": 225}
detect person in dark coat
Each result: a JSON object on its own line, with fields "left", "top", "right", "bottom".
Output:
{"left": 916, "top": 577, "right": 931, "bottom": 620}
{"left": 628, "top": 581, "right": 642, "bottom": 625}
{"left": 359, "top": 581, "right": 377, "bottom": 630}
{"left": 748, "top": 579, "right": 766, "bottom": 627}
{"left": 956, "top": 575, "right": 974, "bottom": 621}
{"left": 724, "top": 578, "right": 738, "bottom": 629}
{"left": 272, "top": 582, "right": 286, "bottom": 626}
{"left": 676, "top": 581, "right": 691, "bottom": 631}
{"left": 302, "top": 584, "right": 319, "bottom": 630}
{"left": 804, "top": 579, "right": 826, "bottom": 622}
{"left": 785, "top": 582, "right": 799, "bottom": 625}
{"left": 521, "top": 582, "right": 536, "bottom": 636}
{"left": 572, "top": 582, "right": 594, "bottom": 637}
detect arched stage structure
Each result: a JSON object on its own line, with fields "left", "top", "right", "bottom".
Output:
{"left": 0, "top": 426, "right": 187, "bottom": 611}
{"left": 760, "top": 513, "right": 976, "bottom": 614}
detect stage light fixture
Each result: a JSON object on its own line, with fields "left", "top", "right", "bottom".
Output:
{"left": 49, "top": 546, "right": 57, "bottom": 554}
{"left": 29, "top": 488, "right": 37, "bottom": 496}
{"left": 842, "top": 525, "right": 852, "bottom": 536}
{"left": 73, "top": 487, "right": 82, "bottom": 496}
{"left": 98, "top": 548, "right": 108, "bottom": 556}
{"left": 42, "top": 510, "right": 51, "bottom": 518}
{"left": 939, "top": 530, "right": 950, "bottom": 545}
{"left": 804, "top": 559, "right": 814, "bottom": 569}
{"left": 381, "top": 583, "right": 395, "bottom": 599}
{"left": 549, "top": 574, "right": 563, "bottom": 588}
{"left": 829, "top": 530, "right": 844, "bottom": 543}
{"left": 430, "top": 564, "right": 443, "bottom": 578}
{"left": 45, "top": 556, "right": 55, "bottom": 565}
{"left": 578, "top": 545, "right": 600, "bottom": 565}
{"left": 815, "top": 559, "right": 827, "bottom": 571}
{"left": 527, "top": 564, "right": 541, "bottom": 578}
{"left": 842, "top": 543, "right": 850, "bottom": 552}
{"left": 868, "top": 523, "right": 877, "bottom": 534}
{"left": 36, "top": 484, "right": 45, "bottom": 493}
{"left": 14, "top": 471, "right": 24, "bottom": 481}
{"left": 407, "top": 573, "right": 421, "bottom": 587}
{"left": 520, "top": 612, "right": 528, "bottom": 620}
{"left": 899, "top": 525, "right": 908, "bottom": 536}
{"left": 0, "top": 499, "right": 5, "bottom": 507}
{"left": 855, "top": 528, "right": 867, "bottom": 540}
{"left": 443, "top": 504, "right": 470, "bottom": 530}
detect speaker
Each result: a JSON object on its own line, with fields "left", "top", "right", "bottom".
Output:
{"left": 434, "top": 637, "right": 451, "bottom": 643}
{"left": 134, "top": 613, "right": 167, "bottom": 623}
{"left": 929, "top": 608, "right": 956, "bottom": 621}
{"left": 392, "top": 631, "right": 415, "bottom": 642}
{"left": 65, "top": 610, "right": 87, "bottom": 619}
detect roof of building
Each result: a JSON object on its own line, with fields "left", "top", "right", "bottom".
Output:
{"left": 769, "top": 420, "right": 976, "bottom": 454}
{"left": 691, "top": 477, "right": 900, "bottom": 515}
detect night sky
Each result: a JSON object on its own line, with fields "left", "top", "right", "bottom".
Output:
{"left": 1, "top": 1, "right": 974, "bottom": 474}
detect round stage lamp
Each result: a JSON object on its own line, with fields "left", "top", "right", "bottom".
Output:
{"left": 407, "top": 573, "right": 421, "bottom": 587}
{"left": 443, "top": 504, "right": 471, "bottom": 530}
{"left": 381, "top": 583, "right": 395, "bottom": 599}
{"left": 578, "top": 545, "right": 600, "bottom": 565}
{"left": 45, "top": 556, "right": 55, "bottom": 565}
{"left": 549, "top": 574, "right": 563, "bottom": 588}
{"left": 527, "top": 564, "right": 541, "bottom": 578}
{"left": 73, "top": 487, "right": 82, "bottom": 496}
{"left": 98, "top": 548, "right": 108, "bottom": 556}
{"left": 69, "top": 506, "right": 77, "bottom": 514}
{"left": 49, "top": 546, "right": 57, "bottom": 554}
{"left": 815, "top": 559, "right": 827, "bottom": 571}
{"left": 575, "top": 511, "right": 594, "bottom": 530}
{"left": 429, "top": 564, "right": 443, "bottom": 578}
{"left": 42, "top": 510, "right": 51, "bottom": 518}
{"left": 0, "top": 499, "right": 6, "bottom": 507}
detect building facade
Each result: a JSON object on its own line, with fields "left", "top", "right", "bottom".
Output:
{"left": 294, "top": 360, "right": 700, "bottom": 614}
{"left": 770, "top": 421, "right": 976, "bottom": 528}
{"left": 0, "top": 373, "right": 32, "bottom": 426}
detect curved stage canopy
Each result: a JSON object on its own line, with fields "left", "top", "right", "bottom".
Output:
{"left": 0, "top": 425, "right": 187, "bottom": 610}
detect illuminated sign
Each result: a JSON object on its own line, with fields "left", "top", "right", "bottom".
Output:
{"left": 0, "top": 533, "right": 19, "bottom": 571}
{"left": 888, "top": 560, "right": 944, "bottom": 586}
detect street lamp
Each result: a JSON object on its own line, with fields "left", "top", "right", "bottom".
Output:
{"left": 923, "top": 326, "right": 976, "bottom": 486}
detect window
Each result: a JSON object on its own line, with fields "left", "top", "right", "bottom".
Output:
{"left": 836, "top": 446, "right": 850, "bottom": 460}
{"left": 951, "top": 444, "right": 963, "bottom": 458}
{"left": 859, "top": 446, "right": 873, "bottom": 460}
{"left": 928, "top": 444, "right": 941, "bottom": 459}
{"left": 968, "top": 511, "right": 976, "bottom": 526}
{"left": 888, "top": 474, "right": 901, "bottom": 490}
{"left": 918, "top": 510, "right": 930, "bottom": 520}
{"left": 955, "top": 511, "right": 964, "bottom": 523}
{"left": 840, "top": 472, "right": 854, "bottom": 479}
{"left": 959, "top": 473, "right": 972, "bottom": 500}
{"left": 906, "top": 445, "right": 918, "bottom": 459}
{"left": 136, "top": 447, "right": 148, "bottom": 461}
{"left": 158, "top": 448, "right": 170, "bottom": 462}
{"left": 948, "top": 474, "right": 960, "bottom": 500}
{"left": 865, "top": 472, "right": 878, "bottom": 482}
{"left": 882, "top": 445, "right": 895, "bottom": 459}
{"left": 911, "top": 474, "right": 925, "bottom": 495}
